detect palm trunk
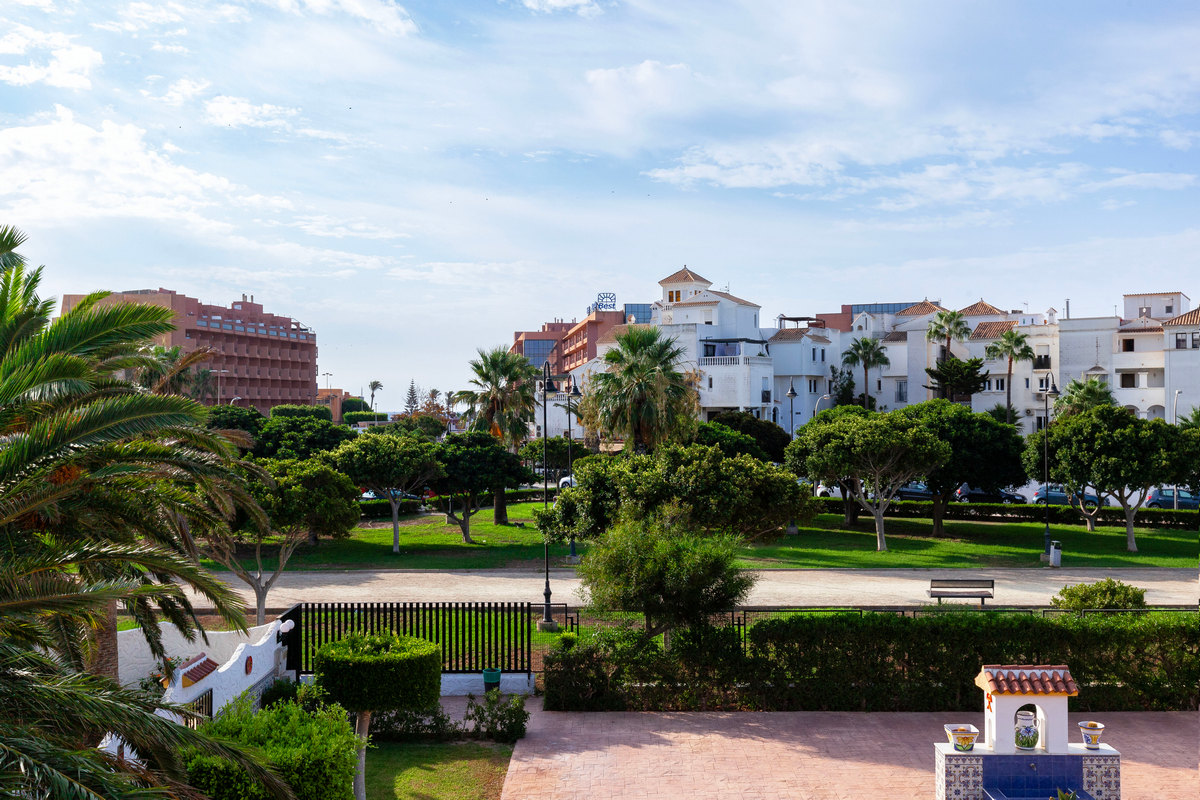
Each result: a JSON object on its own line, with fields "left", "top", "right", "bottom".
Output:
{"left": 493, "top": 487, "right": 509, "bottom": 525}
{"left": 1005, "top": 357, "right": 1014, "bottom": 424}
{"left": 862, "top": 365, "right": 870, "bottom": 409}
{"left": 89, "top": 599, "right": 121, "bottom": 680}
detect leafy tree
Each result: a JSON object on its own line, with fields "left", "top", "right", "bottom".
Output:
{"left": 924, "top": 356, "right": 989, "bottom": 400}
{"left": 1178, "top": 406, "right": 1200, "bottom": 430}
{"left": 1169, "top": 426, "right": 1200, "bottom": 526}
{"left": 983, "top": 402, "right": 1019, "bottom": 426}
{"left": 404, "top": 379, "right": 420, "bottom": 416}
{"left": 576, "top": 512, "right": 756, "bottom": 638}
{"left": 434, "top": 432, "right": 531, "bottom": 543}
{"left": 330, "top": 433, "right": 444, "bottom": 553}
{"left": 898, "top": 400, "right": 1027, "bottom": 537}
{"left": 270, "top": 403, "right": 333, "bottom": 421}
{"left": 985, "top": 329, "right": 1035, "bottom": 424}
{"left": 591, "top": 326, "right": 698, "bottom": 452}
{"left": 828, "top": 364, "right": 856, "bottom": 407}
{"left": 454, "top": 347, "right": 539, "bottom": 524}
{"left": 341, "top": 397, "right": 370, "bottom": 414}
{"left": 841, "top": 336, "right": 890, "bottom": 410}
{"left": 791, "top": 411, "right": 950, "bottom": 550}
{"left": 1029, "top": 405, "right": 1176, "bottom": 550}
{"left": 708, "top": 411, "right": 790, "bottom": 462}
{"left": 518, "top": 435, "right": 574, "bottom": 482}
{"left": 786, "top": 404, "right": 871, "bottom": 525}
{"left": 926, "top": 309, "right": 971, "bottom": 361}
{"left": 254, "top": 415, "right": 355, "bottom": 460}
{"left": 693, "top": 421, "right": 769, "bottom": 461}
{"left": 368, "top": 379, "right": 383, "bottom": 411}
{"left": 1055, "top": 377, "right": 1116, "bottom": 417}
{"left": 206, "top": 403, "right": 267, "bottom": 442}
{"left": 364, "top": 414, "right": 445, "bottom": 440}
{"left": 538, "top": 444, "right": 814, "bottom": 542}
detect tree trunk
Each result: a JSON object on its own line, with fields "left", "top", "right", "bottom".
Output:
{"left": 840, "top": 481, "right": 860, "bottom": 525}
{"left": 89, "top": 599, "right": 121, "bottom": 680}
{"left": 252, "top": 582, "right": 269, "bottom": 626}
{"left": 1124, "top": 506, "right": 1138, "bottom": 552}
{"left": 1005, "top": 358, "right": 1014, "bottom": 424}
{"left": 307, "top": 527, "right": 318, "bottom": 547}
{"left": 459, "top": 495, "right": 474, "bottom": 544}
{"left": 353, "top": 710, "right": 372, "bottom": 800}
{"left": 390, "top": 498, "right": 401, "bottom": 554}
{"left": 873, "top": 507, "right": 888, "bottom": 551}
{"left": 493, "top": 487, "right": 509, "bottom": 525}
{"left": 862, "top": 365, "right": 870, "bottom": 409}
{"left": 931, "top": 494, "right": 948, "bottom": 538}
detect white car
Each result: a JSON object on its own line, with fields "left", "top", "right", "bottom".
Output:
{"left": 559, "top": 475, "right": 576, "bottom": 489}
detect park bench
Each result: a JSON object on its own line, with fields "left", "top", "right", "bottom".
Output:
{"left": 927, "top": 578, "right": 994, "bottom": 606}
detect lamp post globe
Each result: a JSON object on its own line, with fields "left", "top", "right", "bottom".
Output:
{"left": 1042, "top": 374, "right": 1060, "bottom": 557}
{"left": 538, "top": 362, "right": 559, "bottom": 632}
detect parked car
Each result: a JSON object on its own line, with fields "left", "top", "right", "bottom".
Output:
{"left": 895, "top": 481, "right": 933, "bottom": 501}
{"left": 1145, "top": 487, "right": 1199, "bottom": 510}
{"left": 559, "top": 475, "right": 576, "bottom": 489}
{"left": 814, "top": 482, "right": 848, "bottom": 499}
{"left": 955, "top": 484, "right": 1027, "bottom": 504}
{"left": 1032, "top": 484, "right": 1107, "bottom": 509}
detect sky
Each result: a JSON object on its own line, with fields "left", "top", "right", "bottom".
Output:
{"left": 2, "top": 0, "right": 1199, "bottom": 410}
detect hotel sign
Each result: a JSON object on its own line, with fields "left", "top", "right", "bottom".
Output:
{"left": 596, "top": 292, "right": 617, "bottom": 310}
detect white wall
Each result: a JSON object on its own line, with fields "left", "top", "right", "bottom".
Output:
{"left": 117, "top": 621, "right": 279, "bottom": 688}
{"left": 162, "top": 620, "right": 286, "bottom": 717}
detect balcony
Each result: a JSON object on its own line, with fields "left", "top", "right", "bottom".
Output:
{"left": 1112, "top": 350, "right": 1164, "bottom": 371}
{"left": 1033, "top": 355, "right": 1052, "bottom": 370}
{"left": 699, "top": 356, "right": 772, "bottom": 367}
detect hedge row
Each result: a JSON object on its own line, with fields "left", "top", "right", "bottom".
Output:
{"left": 813, "top": 496, "right": 1198, "bottom": 529}
{"left": 543, "top": 611, "right": 1199, "bottom": 713}
{"left": 343, "top": 411, "right": 389, "bottom": 424}
{"left": 357, "top": 488, "right": 558, "bottom": 520}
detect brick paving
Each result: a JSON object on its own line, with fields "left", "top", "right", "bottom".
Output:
{"left": 499, "top": 706, "right": 1198, "bottom": 799}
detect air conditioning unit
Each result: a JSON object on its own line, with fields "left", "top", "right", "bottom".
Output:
{"left": 1024, "top": 408, "right": 1034, "bottom": 416}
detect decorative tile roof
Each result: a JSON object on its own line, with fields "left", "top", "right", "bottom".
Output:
{"left": 882, "top": 331, "right": 908, "bottom": 342}
{"left": 1122, "top": 291, "right": 1189, "bottom": 298}
{"left": 769, "top": 327, "right": 831, "bottom": 344}
{"left": 597, "top": 323, "right": 651, "bottom": 344}
{"left": 896, "top": 300, "right": 948, "bottom": 317}
{"left": 1117, "top": 319, "right": 1164, "bottom": 333}
{"left": 975, "top": 665, "right": 1078, "bottom": 696}
{"left": 671, "top": 299, "right": 720, "bottom": 307}
{"left": 708, "top": 290, "right": 761, "bottom": 308}
{"left": 959, "top": 299, "right": 1006, "bottom": 316}
{"left": 969, "top": 320, "right": 1018, "bottom": 340}
{"left": 1164, "top": 308, "right": 1200, "bottom": 327}
{"left": 181, "top": 654, "right": 219, "bottom": 688}
{"left": 659, "top": 267, "right": 712, "bottom": 286}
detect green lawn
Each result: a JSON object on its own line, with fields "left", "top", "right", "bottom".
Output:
{"left": 205, "top": 502, "right": 1197, "bottom": 572}
{"left": 366, "top": 742, "right": 511, "bottom": 800}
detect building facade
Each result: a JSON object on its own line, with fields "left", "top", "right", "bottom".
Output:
{"left": 60, "top": 289, "right": 318, "bottom": 415}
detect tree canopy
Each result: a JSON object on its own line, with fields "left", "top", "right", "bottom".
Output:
{"left": 708, "top": 411, "right": 789, "bottom": 461}
{"left": 434, "top": 432, "right": 531, "bottom": 543}
{"left": 254, "top": 415, "right": 355, "bottom": 460}
{"left": 206, "top": 403, "right": 267, "bottom": 442}
{"left": 841, "top": 336, "right": 890, "bottom": 410}
{"left": 923, "top": 356, "right": 989, "bottom": 401}
{"left": 693, "top": 420, "right": 769, "bottom": 461}
{"left": 1054, "top": 377, "right": 1116, "bottom": 417}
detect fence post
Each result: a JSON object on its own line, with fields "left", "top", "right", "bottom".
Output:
{"left": 280, "top": 603, "right": 303, "bottom": 675}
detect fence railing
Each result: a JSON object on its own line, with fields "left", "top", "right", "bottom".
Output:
{"left": 183, "top": 688, "right": 213, "bottom": 730}
{"left": 286, "top": 602, "right": 533, "bottom": 676}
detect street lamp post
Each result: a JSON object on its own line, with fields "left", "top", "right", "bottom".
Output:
{"left": 786, "top": 380, "right": 797, "bottom": 438}
{"left": 320, "top": 372, "right": 332, "bottom": 391}
{"left": 813, "top": 393, "right": 831, "bottom": 419}
{"left": 537, "top": 362, "right": 558, "bottom": 632}
{"left": 445, "top": 390, "right": 454, "bottom": 438}
{"left": 213, "top": 368, "right": 230, "bottom": 404}
{"left": 1041, "top": 373, "right": 1060, "bottom": 557}
{"left": 1173, "top": 389, "right": 1183, "bottom": 510}
{"left": 565, "top": 375, "right": 582, "bottom": 561}
{"left": 229, "top": 396, "right": 242, "bottom": 406}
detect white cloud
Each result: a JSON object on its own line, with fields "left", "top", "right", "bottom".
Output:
{"left": 522, "top": 0, "right": 601, "bottom": 16}
{"left": 258, "top": 0, "right": 417, "bottom": 35}
{"left": 204, "top": 95, "right": 299, "bottom": 128}
{"left": 0, "top": 24, "right": 102, "bottom": 88}
{"left": 144, "top": 77, "right": 211, "bottom": 106}
{"left": 151, "top": 42, "right": 190, "bottom": 54}
{"left": 91, "top": 2, "right": 188, "bottom": 33}
{"left": 1159, "top": 130, "right": 1197, "bottom": 150}
{"left": 289, "top": 215, "right": 409, "bottom": 239}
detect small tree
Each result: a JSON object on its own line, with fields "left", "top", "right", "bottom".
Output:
{"left": 331, "top": 432, "right": 444, "bottom": 553}
{"left": 254, "top": 415, "right": 355, "bottom": 460}
{"left": 576, "top": 512, "right": 756, "bottom": 638}
{"left": 518, "top": 436, "right": 573, "bottom": 483}
{"left": 923, "top": 356, "right": 989, "bottom": 401}
{"left": 1054, "top": 377, "right": 1115, "bottom": 417}
{"left": 315, "top": 633, "right": 441, "bottom": 800}
{"left": 341, "top": 397, "right": 370, "bottom": 414}
{"left": 404, "top": 380, "right": 421, "bottom": 416}
{"left": 693, "top": 421, "right": 769, "bottom": 461}
{"left": 793, "top": 411, "right": 950, "bottom": 550}
{"left": 828, "top": 365, "right": 856, "bottom": 407}
{"left": 708, "top": 411, "right": 790, "bottom": 462}
{"left": 841, "top": 337, "right": 890, "bottom": 410}
{"left": 984, "top": 329, "right": 1035, "bottom": 424}
{"left": 205, "top": 404, "right": 266, "bottom": 442}
{"left": 270, "top": 404, "right": 333, "bottom": 421}
{"left": 435, "top": 432, "right": 531, "bottom": 543}
{"left": 785, "top": 404, "right": 871, "bottom": 525}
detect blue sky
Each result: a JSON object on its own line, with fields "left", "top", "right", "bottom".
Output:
{"left": 2, "top": 0, "right": 1198, "bottom": 407}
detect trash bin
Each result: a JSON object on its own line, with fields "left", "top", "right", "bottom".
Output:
{"left": 1049, "top": 540, "right": 1062, "bottom": 568}
{"left": 483, "top": 668, "right": 501, "bottom": 694}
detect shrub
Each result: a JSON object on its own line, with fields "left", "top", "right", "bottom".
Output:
{"left": 343, "top": 411, "right": 388, "bottom": 425}
{"left": 270, "top": 404, "right": 333, "bottom": 421}
{"left": 184, "top": 694, "right": 357, "bottom": 800}
{"left": 1052, "top": 578, "right": 1148, "bottom": 612}
{"left": 464, "top": 690, "right": 529, "bottom": 743}
{"left": 811, "top": 496, "right": 1196, "bottom": 529}
{"left": 314, "top": 633, "right": 441, "bottom": 713}
{"left": 371, "top": 704, "right": 463, "bottom": 742}
{"left": 259, "top": 677, "right": 298, "bottom": 708}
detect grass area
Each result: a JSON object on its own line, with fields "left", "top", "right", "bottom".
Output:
{"left": 738, "top": 513, "right": 1198, "bottom": 569}
{"left": 365, "top": 742, "right": 511, "bottom": 800}
{"left": 204, "top": 503, "right": 1196, "bottom": 572}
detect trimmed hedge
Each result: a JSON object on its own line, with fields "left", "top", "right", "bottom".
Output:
{"left": 813, "top": 496, "right": 1197, "bottom": 529}
{"left": 543, "top": 612, "right": 1199, "bottom": 712}
{"left": 357, "top": 488, "right": 558, "bottom": 521}
{"left": 343, "top": 411, "right": 388, "bottom": 425}
{"left": 185, "top": 695, "right": 357, "bottom": 800}
{"left": 314, "top": 633, "right": 440, "bottom": 713}
{"left": 269, "top": 404, "right": 333, "bottom": 421}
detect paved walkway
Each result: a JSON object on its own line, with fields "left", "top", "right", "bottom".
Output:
{"left": 499, "top": 705, "right": 1198, "bottom": 799}
{"left": 194, "top": 567, "right": 1198, "bottom": 609}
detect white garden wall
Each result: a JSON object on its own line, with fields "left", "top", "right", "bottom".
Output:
{"left": 117, "top": 620, "right": 277, "bottom": 687}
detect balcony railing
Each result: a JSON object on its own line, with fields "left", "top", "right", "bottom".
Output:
{"left": 699, "top": 355, "right": 773, "bottom": 367}
{"left": 1033, "top": 355, "right": 1052, "bottom": 370}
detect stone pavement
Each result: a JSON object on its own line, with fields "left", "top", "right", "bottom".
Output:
{"left": 194, "top": 567, "right": 1198, "bottom": 610}
{"left": 499, "top": 705, "right": 1198, "bottom": 799}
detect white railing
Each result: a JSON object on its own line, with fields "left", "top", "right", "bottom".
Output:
{"left": 699, "top": 355, "right": 773, "bottom": 367}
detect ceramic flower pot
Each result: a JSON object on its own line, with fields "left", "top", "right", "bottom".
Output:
{"left": 944, "top": 724, "right": 980, "bottom": 752}
{"left": 1078, "top": 720, "right": 1105, "bottom": 750}
{"left": 1014, "top": 710, "right": 1039, "bottom": 750}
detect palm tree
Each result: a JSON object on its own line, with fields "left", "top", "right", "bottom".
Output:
{"left": 1179, "top": 406, "right": 1200, "bottom": 429}
{"left": 368, "top": 379, "right": 383, "bottom": 411}
{"left": 1055, "top": 377, "right": 1116, "bottom": 417}
{"left": 985, "top": 329, "right": 1035, "bottom": 423}
{"left": 590, "top": 327, "right": 697, "bottom": 452}
{"left": 454, "top": 347, "right": 538, "bottom": 523}
{"left": 841, "top": 336, "right": 890, "bottom": 410}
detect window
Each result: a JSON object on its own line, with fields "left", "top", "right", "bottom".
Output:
{"left": 812, "top": 347, "right": 817, "bottom": 360}
{"left": 1120, "top": 373, "right": 1136, "bottom": 388}
{"left": 1037, "top": 376, "right": 1049, "bottom": 391}
{"left": 234, "top": 325, "right": 245, "bottom": 331}
{"left": 1193, "top": 332, "right": 1200, "bottom": 349}
{"left": 821, "top": 348, "right": 825, "bottom": 362}
{"left": 896, "top": 381, "right": 908, "bottom": 403}
{"left": 1036, "top": 415, "right": 1047, "bottom": 431}
{"left": 197, "top": 320, "right": 208, "bottom": 327}
{"left": 1177, "top": 334, "right": 1189, "bottom": 350}
{"left": 1121, "top": 338, "right": 1134, "bottom": 352}
{"left": 877, "top": 379, "right": 881, "bottom": 391}
{"left": 222, "top": 323, "right": 233, "bottom": 330}
{"left": 707, "top": 376, "right": 713, "bottom": 389}
{"left": 996, "top": 378, "right": 1005, "bottom": 391}
{"left": 1025, "top": 378, "right": 1030, "bottom": 389}
{"left": 1166, "top": 305, "right": 1174, "bottom": 315}
{"left": 808, "top": 378, "right": 818, "bottom": 393}
{"left": 984, "top": 380, "right": 992, "bottom": 392}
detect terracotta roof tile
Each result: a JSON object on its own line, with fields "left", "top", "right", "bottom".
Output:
{"left": 975, "top": 665, "right": 1078, "bottom": 696}
{"left": 671, "top": 300, "right": 720, "bottom": 307}
{"left": 708, "top": 290, "right": 761, "bottom": 308}
{"left": 959, "top": 300, "right": 1006, "bottom": 316}
{"left": 768, "top": 328, "right": 809, "bottom": 341}
{"left": 182, "top": 655, "right": 220, "bottom": 687}
{"left": 896, "top": 300, "right": 948, "bottom": 317}
{"left": 882, "top": 331, "right": 908, "bottom": 342}
{"left": 969, "top": 320, "right": 1018, "bottom": 340}
{"left": 1164, "top": 308, "right": 1200, "bottom": 326}
{"left": 659, "top": 267, "right": 712, "bottom": 286}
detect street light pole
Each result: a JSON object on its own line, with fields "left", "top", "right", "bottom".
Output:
{"left": 1173, "top": 389, "right": 1183, "bottom": 510}
{"left": 786, "top": 380, "right": 797, "bottom": 438}
{"left": 213, "top": 368, "right": 230, "bottom": 404}
{"left": 813, "top": 393, "right": 831, "bottom": 419}
{"left": 538, "top": 362, "right": 558, "bottom": 632}
{"left": 565, "top": 375, "right": 582, "bottom": 561}
{"left": 1042, "top": 373, "right": 1060, "bottom": 557}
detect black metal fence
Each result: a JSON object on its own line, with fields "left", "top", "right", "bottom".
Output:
{"left": 183, "top": 688, "right": 213, "bottom": 730}
{"left": 281, "top": 601, "right": 533, "bottom": 676}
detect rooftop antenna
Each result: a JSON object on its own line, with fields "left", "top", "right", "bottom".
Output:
{"left": 1065, "top": 299, "right": 1070, "bottom": 319}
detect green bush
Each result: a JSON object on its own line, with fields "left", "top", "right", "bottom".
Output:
{"left": 314, "top": 633, "right": 440, "bottom": 713}
{"left": 258, "top": 677, "right": 298, "bottom": 708}
{"left": 811, "top": 496, "right": 1196, "bottom": 529}
{"left": 1052, "top": 578, "right": 1148, "bottom": 611}
{"left": 371, "top": 704, "right": 463, "bottom": 742}
{"left": 185, "top": 694, "right": 357, "bottom": 800}
{"left": 270, "top": 404, "right": 333, "bottom": 421}
{"left": 464, "top": 690, "right": 529, "bottom": 743}
{"left": 343, "top": 411, "right": 388, "bottom": 425}
{"left": 357, "top": 497, "right": 422, "bottom": 519}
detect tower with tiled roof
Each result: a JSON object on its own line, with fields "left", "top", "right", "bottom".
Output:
{"left": 658, "top": 266, "right": 712, "bottom": 305}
